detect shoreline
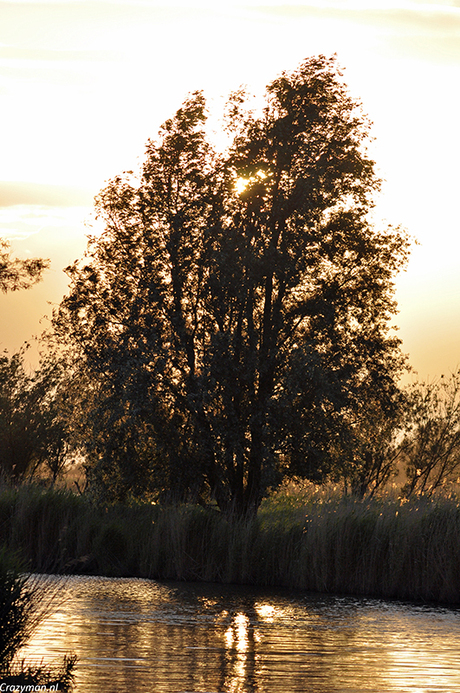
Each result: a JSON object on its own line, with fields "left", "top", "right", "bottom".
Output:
{"left": 1, "top": 485, "right": 460, "bottom": 604}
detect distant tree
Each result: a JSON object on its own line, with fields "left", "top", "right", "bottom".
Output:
{"left": 0, "top": 238, "right": 58, "bottom": 481}
{"left": 401, "top": 372, "right": 460, "bottom": 497}
{"left": 0, "top": 238, "right": 49, "bottom": 293}
{"left": 0, "top": 348, "right": 71, "bottom": 483}
{"left": 53, "top": 56, "right": 410, "bottom": 514}
{"left": 332, "top": 386, "right": 411, "bottom": 498}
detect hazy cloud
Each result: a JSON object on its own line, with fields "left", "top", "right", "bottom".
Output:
{"left": 0, "top": 204, "right": 91, "bottom": 242}
{"left": 0, "top": 45, "right": 117, "bottom": 61}
{"left": 0, "top": 182, "right": 94, "bottom": 207}
{"left": 248, "top": 4, "right": 460, "bottom": 62}
{"left": 0, "top": 2, "right": 202, "bottom": 52}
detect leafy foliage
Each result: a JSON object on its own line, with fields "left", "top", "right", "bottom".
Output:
{"left": 330, "top": 385, "right": 411, "bottom": 497}
{"left": 402, "top": 372, "right": 460, "bottom": 497}
{"left": 54, "top": 56, "right": 410, "bottom": 514}
{"left": 0, "top": 348, "right": 71, "bottom": 483}
{"left": 0, "top": 238, "right": 49, "bottom": 293}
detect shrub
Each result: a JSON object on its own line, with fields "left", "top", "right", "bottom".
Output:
{"left": 0, "top": 546, "right": 76, "bottom": 688}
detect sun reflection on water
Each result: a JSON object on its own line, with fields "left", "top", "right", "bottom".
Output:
{"left": 19, "top": 577, "right": 460, "bottom": 693}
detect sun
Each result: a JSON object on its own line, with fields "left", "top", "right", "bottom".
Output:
{"left": 234, "top": 169, "right": 269, "bottom": 195}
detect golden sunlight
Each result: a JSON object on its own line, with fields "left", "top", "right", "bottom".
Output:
{"left": 234, "top": 169, "right": 268, "bottom": 195}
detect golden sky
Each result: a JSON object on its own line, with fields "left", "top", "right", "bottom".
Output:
{"left": 0, "top": 0, "right": 459, "bottom": 377}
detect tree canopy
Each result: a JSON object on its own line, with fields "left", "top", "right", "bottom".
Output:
{"left": 0, "top": 348, "right": 70, "bottom": 483}
{"left": 0, "top": 239, "right": 49, "bottom": 293}
{"left": 54, "top": 56, "right": 410, "bottom": 514}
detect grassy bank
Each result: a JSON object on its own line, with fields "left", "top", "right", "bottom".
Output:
{"left": 1, "top": 484, "right": 460, "bottom": 603}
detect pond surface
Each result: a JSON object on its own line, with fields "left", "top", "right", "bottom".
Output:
{"left": 21, "top": 575, "right": 460, "bottom": 692}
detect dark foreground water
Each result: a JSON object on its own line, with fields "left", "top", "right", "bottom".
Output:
{"left": 21, "top": 575, "right": 460, "bottom": 693}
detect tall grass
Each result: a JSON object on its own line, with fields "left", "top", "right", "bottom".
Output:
{"left": 0, "top": 546, "right": 76, "bottom": 687}
{"left": 1, "top": 483, "right": 460, "bottom": 603}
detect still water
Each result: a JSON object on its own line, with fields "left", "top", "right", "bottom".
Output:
{"left": 22, "top": 575, "right": 460, "bottom": 693}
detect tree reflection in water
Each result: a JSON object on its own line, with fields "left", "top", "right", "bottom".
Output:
{"left": 20, "top": 576, "right": 460, "bottom": 693}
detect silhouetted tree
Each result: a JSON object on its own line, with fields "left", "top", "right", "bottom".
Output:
{"left": 0, "top": 238, "right": 49, "bottom": 293}
{"left": 401, "top": 372, "right": 460, "bottom": 497}
{"left": 332, "top": 386, "right": 411, "bottom": 498}
{"left": 0, "top": 234, "right": 61, "bottom": 482}
{"left": 53, "top": 56, "right": 410, "bottom": 514}
{"left": 0, "top": 348, "right": 71, "bottom": 483}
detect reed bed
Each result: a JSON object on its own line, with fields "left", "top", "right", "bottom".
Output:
{"left": 1, "top": 483, "right": 460, "bottom": 603}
